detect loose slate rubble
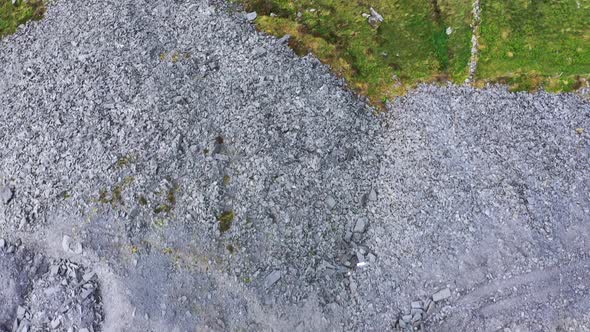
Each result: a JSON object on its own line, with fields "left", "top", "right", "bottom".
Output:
{"left": 23, "top": 259, "right": 103, "bottom": 331}
{"left": 0, "top": 239, "right": 103, "bottom": 332}
{"left": 0, "top": 0, "right": 589, "bottom": 330}
{"left": 395, "top": 294, "right": 444, "bottom": 331}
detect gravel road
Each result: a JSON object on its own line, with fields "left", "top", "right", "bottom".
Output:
{"left": 1, "top": 0, "right": 589, "bottom": 331}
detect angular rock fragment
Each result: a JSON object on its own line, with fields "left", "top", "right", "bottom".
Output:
{"left": 0, "top": 186, "right": 14, "bottom": 205}
{"left": 432, "top": 288, "right": 451, "bottom": 302}
{"left": 264, "top": 270, "right": 282, "bottom": 289}
{"left": 353, "top": 217, "right": 368, "bottom": 233}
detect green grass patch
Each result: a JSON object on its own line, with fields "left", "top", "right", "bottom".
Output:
{"left": 239, "top": 0, "right": 588, "bottom": 106}
{"left": 0, "top": 0, "right": 45, "bottom": 39}
{"left": 477, "top": 0, "right": 590, "bottom": 92}
{"left": 239, "top": 0, "right": 472, "bottom": 106}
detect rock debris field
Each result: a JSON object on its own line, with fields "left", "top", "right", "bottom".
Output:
{"left": 1, "top": 0, "right": 589, "bottom": 331}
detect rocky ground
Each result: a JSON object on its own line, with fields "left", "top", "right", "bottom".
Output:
{"left": 1, "top": 0, "right": 589, "bottom": 331}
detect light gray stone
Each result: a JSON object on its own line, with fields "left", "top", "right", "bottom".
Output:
{"left": 264, "top": 270, "right": 282, "bottom": 289}
{"left": 245, "top": 12, "right": 257, "bottom": 21}
{"left": 432, "top": 288, "right": 451, "bottom": 302}
{"left": 369, "top": 7, "right": 384, "bottom": 22}
{"left": 353, "top": 218, "right": 368, "bottom": 233}
{"left": 368, "top": 189, "right": 377, "bottom": 201}
{"left": 326, "top": 196, "right": 336, "bottom": 209}
{"left": 61, "top": 235, "right": 82, "bottom": 255}
{"left": 82, "top": 271, "right": 97, "bottom": 282}
{"left": 411, "top": 301, "right": 422, "bottom": 309}
{"left": 0, "top": 186, "right": 13, "bottom": 205}
{"left": 16, "top": 306, "right": 26, "bottom": 319}
{"left": 277, "top": 34, "right": 291, "bottom": 44}
{"left": 50, "top": 317, "right": 61, "bottom": 329}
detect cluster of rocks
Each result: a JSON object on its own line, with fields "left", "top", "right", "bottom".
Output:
{"left": 0, "top": 238, "right": 103, "bottom": 332}
{"left": 23, "top": 259, "right": 103, "bottom": 332}
{"left": 395, "top": 288, "right": 452, "bottom": 331}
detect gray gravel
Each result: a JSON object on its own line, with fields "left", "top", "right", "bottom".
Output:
{"left": 0, "top": 0, "right": 589, "bottom": 331}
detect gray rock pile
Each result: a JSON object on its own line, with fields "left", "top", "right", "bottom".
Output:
{"left": 0, "top": 0, "right": 589, "bottom": 331}
{"left": 0, "top": 239, "right": 103, "bottom": 332}
{"left": 395, "top": 288, "right": 451, "bottom": 330}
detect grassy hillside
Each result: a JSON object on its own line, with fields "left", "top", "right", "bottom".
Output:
{"left": 240, "top": 0, "right": 590, "bottom": 107}
{"left": 0, "top": 0, "right": 45, "bottom": 39}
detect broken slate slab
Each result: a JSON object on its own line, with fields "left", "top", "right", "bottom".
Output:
{"left": 0, "top": 186, "right": 13, "bottom": 204}
{"left": 16, "top": 306, "right": 26, "bottom": 319}
{"left": 353, "top": 217, "right": 368, "bottom": 233}
{"left": 277, "top": 34, "right": 291, "bottom": 44}
{"left": 82, "top": 271, "right": 97, "bottom": 282}
{"left": 264, "top": 270, "right": 282, "bottom": 289}
{"left": 326, "top": 196, "right": 336, "bottom": 209}
{"left": 432, "top": 288, "right": 451, "bottom": 302}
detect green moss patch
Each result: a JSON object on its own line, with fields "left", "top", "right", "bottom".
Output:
{"left": 218, "top": 210, "right": 235, "bottom": 233}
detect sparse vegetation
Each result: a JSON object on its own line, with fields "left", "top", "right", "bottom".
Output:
{"left": 223, "top": 175, "right": 231, "bottom": 186}
{"left": 153, "top": 182, "right": 178, "bottom": 214}
{"left": 115, "top": 155, "right": 135, "bottom": 169}
{"left": 97, "top": 176, "right": 134, "bottom": 206}
{"left": 218, "top": 210, "right": 234, "bottom": 233}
